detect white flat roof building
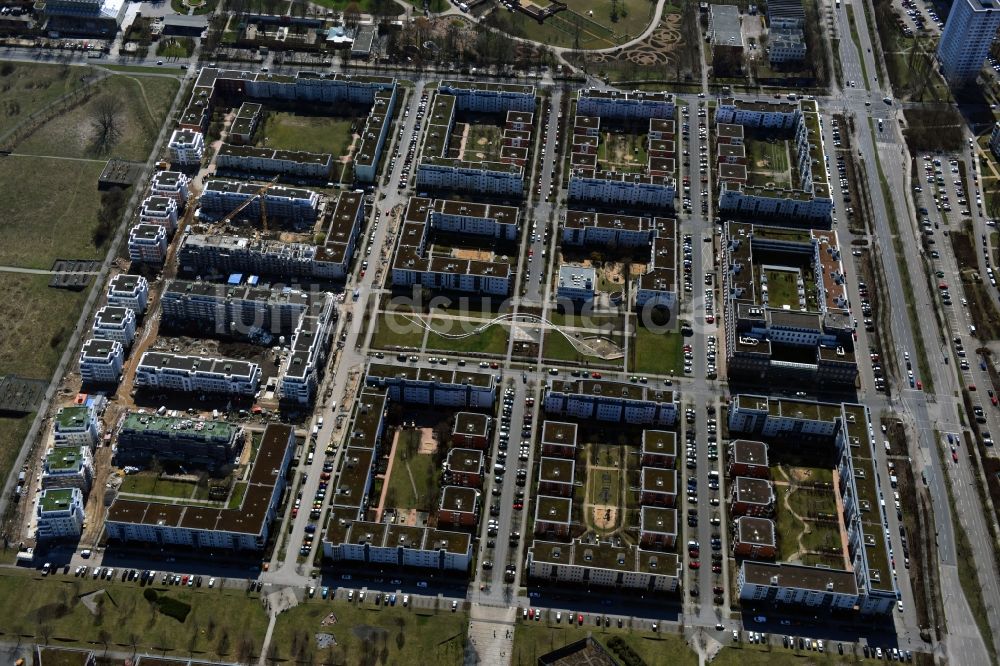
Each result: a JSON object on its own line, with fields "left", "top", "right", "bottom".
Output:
{"left": 168, "top": 128, "right": 205, "bottom": 166}
{"left": 92, "top": 306, "right": 137, "bottom": 348}
{"left": 79, "top": 337, "right": 125, "bottom": 385}
{"left": 36, "top": 488, "right": 85, "bottom": 541}
{"left": 106, "top": 274, "right": 149, "bottom": 314}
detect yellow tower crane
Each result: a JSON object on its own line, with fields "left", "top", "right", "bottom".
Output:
{"left": 220, "top": 176, "right": 280, "bottom": 233}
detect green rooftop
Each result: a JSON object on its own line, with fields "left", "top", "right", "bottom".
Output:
{"left": 46, "top": 448, "right": 83, "bottom": 472}
{"left": 55, "top": 406, "right": 91, "bottom": 431}
{"left": 39, "top": 488, "right": 77, "bottom": 513}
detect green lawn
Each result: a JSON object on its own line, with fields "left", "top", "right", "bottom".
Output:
{"left": 632, "top": 327, "right": 683, "bottom": 375}
{"left": 543, "top": 330, "right": 599, "bottom": 364}
{"left": 713, "top": 644, "right": 881, "bottom": 664}
{"left": 746, "top": 138, "right": 791, "bottom": 187}
{"left": 384, "top": 430, "right": 438, "bottom": 512}
{"left": 425, "top": 321, "right": 509, "bottom": 355}
{"left": 787, "top": 487, "right": 838, "bottom": 518}
{"left": 0, "top": 413, "right": 34, "bottom": 509}
{"left": 13, "top": 74, "right": 178, "bottom": 161}
{"left": 270, "top": 598, "right": 467, "bottom": 665}
{"left": 0, "top": 274, "right": 90, "bottom": 379}
{"left": 463, "top": 123, "right": 504, "bottom": 162}
{"left": 0, "top": 569, "right": 269, "bottom": 660}
{"left": 308, "top": 0, "right": 404, "bottom": 15}
{"left": 156, "top": 37, "right": 195, "bottom": 59}
{"left": 774, "top": 484, "right": 805, "bottom": 561}
{"left": 512, "top": 620, "right": 697, "bottom": 666}
{"left": 763, "top": 269, "right": 802, "bottom": 309}
{"left": 488, "top": 0, "right": 656, "bottom": 49}
{"left": 371, "top": 313, "right": 425, "bottom": 350}
{"left": 257, "top": 111, "right": 356, "bottom": 156}
{"left": 0, "top": 62, "right": 92, "bottom": 139}
{"left": 0, "top": 156, "right": 108, "bottom": 269}
{"left": 118, "top": 472, "right": 202, "bottom": 500}
{"left": 598, "top": 130, "right": 648, "bottom": 173}
{"left": 101, "top": 64, "right": 185, "bottom": 75}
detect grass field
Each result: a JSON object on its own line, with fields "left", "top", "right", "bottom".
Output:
{"left": 0, "top": 569, "right": 269, "bottom": 660}
{"left": 385, "top": 430, "right": 438, "bottom": 511}
{"left": 257, "top": 112, "right": 356, "bottom": 156}
{"left": 371, "top": 313, "right": 426, "bottom": 350}
{"left": 542, "top": 329, "right": 621, "bottom": 366}
{"left": 0, "top": 274, "right": 90, "bottom": 379}
{"left": 632, "top": 327, "right": 683, "bottom": 375}
{"left": 308, "top": 0, "right": 404, "bottom": 15}
{"left": 512, "top": 620, "right": 697, "bottom": 666}
{"left": 774, "top": 483, "right": 805, "bottom": 561}
{"left": 0, "top": 156, "right": 108, "bottom": 269}
{"left": 587, "top": 465, "right": 622, "bottom": 507}
{"left": 425, "top": 321, "right": 509, "bottom": 355}
{"left": 13, "top": 74, "right": 178, "bottom": 161}
{"left": 763, "top": 268, "right": 802, "bottom": 309}
{"left": 463, "top": 123, "right": 504, "bottom": 162}
{"left": 270, "top": 598, "right": 467, "bottom": 665}
{"left": 490, "top": 0, "right": 656, "bottom": 49}
{"left": 597, "top": 131, "right": 648, "bottom": 172}
{"left": 0, "top": 62, "right": 92, "bottom": 138}
{"left": 712, "top": 644, "right": 880, "bottom": 665}
{"left": 746, "top": 137, "right": 791, "bottom": 187}
{"left": 118, "top": 472, "right": 208, "bottom": 500}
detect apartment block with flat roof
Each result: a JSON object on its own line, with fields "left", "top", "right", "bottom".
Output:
{"left": 199, "top": 179, "right": 321, "bottom": 223}
{"left": 640, "top": 467, "right": 677, "bottom": 507}
{"left": 36, "top": 488, "right": 85, "bottom": 541}
{"left": 727, "top": 439, "right": 770, "bottom": 478}
{"left": 937, "top": 0, "right": 1000, "bottom": 86}
{"left": 228, "top": 102, "right": 262, "bottom": 144}
{"left": 438, "top": 485, "right": 480, "bottom": 528}
{"left": 92, "top": 306, "right": 137, "bottom": 348}
{"left": 445, "top": 448, "right": 484, "bottom": 488}
{"left": 323, "top": 517, "right": 472, "bottom": 571}
{"left": 527, "top": 538, "right": 681, "bottom": 592}
{"left": 105, "top": 423, "right": 294, "bottom": 550}
{"left": 42, "top": 446, "right": 93, "bottom": 492}
{"left": 540, "top": 421, "right": 578, "bottom": 458}
{"left": 216, "top": 144, "right": 334, "bottom": 179}
{"left": 354, "top": 87, "right": 397, "bottom": 183}
{"left": 138, "top": 196, "right": 178, "bottom": 234}
{"left": 730, "top": 476, "right": 775, "bottom": 517}
{"left": 557, "top": 265, "right": 596, "bottom": 303}
{"left": 538, "top": 457, "right": 575, "bottom": 497}
{"left": 128, "top": 224, "right": 169, "bottom": 264}
{"left": 576, "top": 88, "right": 676, "bottom": 120}
{"left": 641, "top": 429, "right": 677, "bottom": 468}
{"left": 439, "top": 80, "right": 536, "bottom": 113}
{"left": 53, "top": 404, "right": 101, "bottom": 448}
{"left": 115, "top": 411, "right": 243, "bottom": 470}
{"left": 452, "top": 412, "right": 492, "bottom": 448}
{"left": 544, "top": 379, "right": 678, "bottom": 426}
{"left": 639, "top": 505, "right": 677, "bottom": 550}
{"left": 733, "top": 516, "right": 777, "bottom": 559}
{"left": 150, "top": 170, "right": 191, "bottom": 205}
{"left": 79, "top": 338, "right": 125, "bottom": 385}
{"left": 106, "top": 274, "right": 149, "bottom": 314}
{"left": 168, "top": 128, "right": 205, "bottom": 166}
{"left": 534, "top": 496, "right": 573, "bottom": 539}
{"left": 134, "top": 351, "right": 262, "bottom": 397}
{"left": 738, "top": 560, "right": 859, "bottom": 609}
{"left": 366, "top": 362, "right": 496, "bottom": 409}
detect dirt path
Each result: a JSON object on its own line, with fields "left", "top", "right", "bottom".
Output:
{"left": 124, "top": 75, "right": 157, "bottom": 127}
{"left": 374, "top": 429, "right": 402, "bottom": 522}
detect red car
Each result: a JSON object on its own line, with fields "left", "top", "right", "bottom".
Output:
{"left": 513, "top": 501, "right": 523, "bottom": 510}
{"left": 291, "top": 508, "right": 298, "bottom": 518}
{"left": 577, "top": 614, "right": 584, "bottom": 626}
{"left": 953, "top": 449, "right": 959, "bottom": 463}
{"left": 528, "top": 608, "right": 535, "bottom": 619}
{"left": 689, "top": 560, "right": 701, "bottom": 569}
{"left": 592, "top": 372, "right": 602, "bottom": 379}
{"left": 712, "top": 564, "right": 722, "bottom": 573}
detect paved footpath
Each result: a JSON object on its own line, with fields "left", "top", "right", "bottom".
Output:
{"left": 466, "top": 604, "right": 516, "bottom": 665}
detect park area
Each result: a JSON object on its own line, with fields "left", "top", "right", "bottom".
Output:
{"left": 270, "top": 597, "right": 468, "bottom": 665}
{"left": 746, "top": 136, "right": 793, "bottom": 188}
{"left": 371, "top": 312, "right": 510, "bottom": 356}
{"left": 597, "top": 130, "right": 648, "bottom": 173}
{"left": 256, "top": 111, "right": 357, "bottom": 157}
{"left": 488, "top": 0, "right": 658, "bottom": 50}
{"left": 582, "top": 442, "right": 628, "bottom": 534}
{"left": 0, "top": 569, "right": 269, "bottom": 660}
{"left": 772, "top": 462, "right": 846, "bottom": 567}
{"left": 512, "top": 620, "right": 696, "bottom": 666}
{"left": 384, "top": 427, "right": 440, "bottom": 513}
{"left": 631, "top": 326, "right": 683, "bottom": 376}
{"left": 460, "top": 122, "right": 504, "bottom": 162}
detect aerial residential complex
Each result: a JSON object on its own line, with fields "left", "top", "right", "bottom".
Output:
{"left": 180, "top": 190, "right": 364, "bottom": 280}
{"left": 391, "top": 196, "right": 515, "bottom": 296}
{"left": 722, "top": 222, "right": 858, "bottom": 386}
{"left": 569, "top": 89, "right": 677, "bottom": 208}
{"left": 105, "top": 423, "right": 295, "bottom": 550}
{"left": 728, "top": 397, "right": 900, "bottom": 615}
{"left": 365, "top": 362, "right": 497, "bottom": 409}
{"left": 134, "top": 352, "right": 263, "bottom": 397}
{"left": 715, "top": 97, "right": 832, "bottom": 220}
{"left": 416, "top": 81, "right": 536, "bottom": 196}
{"left": 544, "top": 379, "right": 679, "bottom": 426}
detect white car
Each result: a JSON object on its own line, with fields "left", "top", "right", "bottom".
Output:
{"left": 208, "top": 577, "right": 216, "bottom": 588}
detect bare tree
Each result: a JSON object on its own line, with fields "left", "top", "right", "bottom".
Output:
{"left": 344, "top": 2, "right": 362, "bottom": 30}
{"left": 90, "top": 94, "right": 122, "bottom": 155}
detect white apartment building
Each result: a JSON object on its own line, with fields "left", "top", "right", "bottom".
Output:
{"left": 439, "top": 80, "right": 536, "bottom": 113}
{"left": 557, "top": 265, "right": 596, "bottom": 303}
{"left": 527, "top": 539, "right": 680, "bottom": 592}
{"left": 277, "top": 294, "right": 337, "bottom": 404}
{"left": 562, "top": 210, "right": 657, "bottom": 249}
{"left": 106, "top": 274, "right": 149, "bottom": 314}
{"left": 53, "top": 404, "right": 101, "bottom": 448}
{"left": 135, "top": 351, "right": 262, "bottom": 396}
{"left": 576, "top": 88, "right": 676, "bottom": 120}
{"left": 79, "top": 337, "right": 125, "bottom": 385}
{"left": 366, "top": 362, "right": 496, "bottom": 409}
{"left": 738, "top": 561, "right": 860, "bottom": 610}
{"left": 105, "top": 424, "right": 295, "bottom": 551}
{"left": 128, "top": 224, "right": 169, "bottom": 264}
{"left": 715, "top": 98, "right": 800, "bottom": 128}
{"left": 138, "top": 196, "right": 178, "bottom": 234}
{"left": 323, "top": 519, "right": 472, "bottom": 571}
{"left": 635, "top": 234, "right": 678, "bottom": 311}
{"left": 568, "top": 175, "right": 676, "bottom": 208}
{"left": 167, "top": 128, "right": 205, "bottom": 166}
{"left": 150, "top": 170, "right": 191, "bottom": 205}
{"left": 92, "top": 306, "right": 137, "bottom": 348}
{"left": 430, "top": 198, "right": 519, "bottom": 242}
{"left": 216, "top": 144, "right": 334, "bottom": 179}
{"left": 937, "top": 0, "right": 1000, "bottom": 86}
{"left": 727, "top": 394, "right": 840, "bottom": 437}
{"left": 544, "top": 379, "right": 678, "bottom": 426}
{"left": 36, "top": 488, "right": 85, "bottom": 541}
{"left": 719, "top": 181, "right": 834, "bottom": 220}
{"left": 199, "top": 180, "right": 320, "bottom": 223}
{"left": 41, "top": 446, "right": 93, "bottom": 492}
{"left": 416, "top": 161, "right": 525, "bottom": 196}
